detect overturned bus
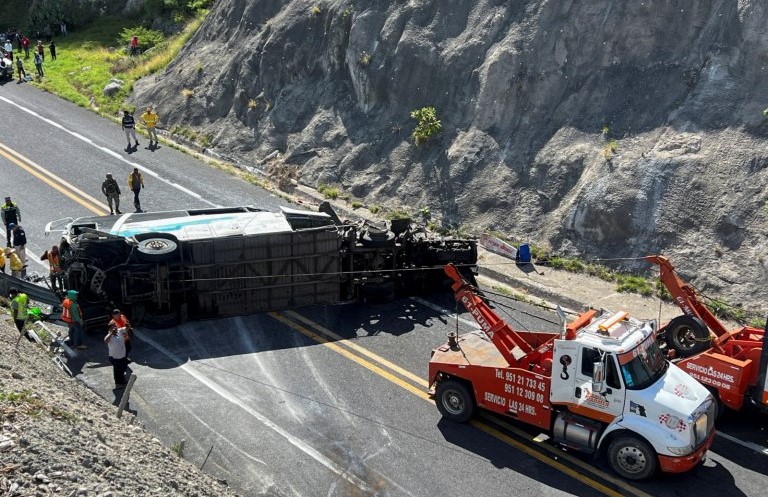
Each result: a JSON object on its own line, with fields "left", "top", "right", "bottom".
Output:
{"left": 45, "top": 204, "right": 477, "bottom": 329}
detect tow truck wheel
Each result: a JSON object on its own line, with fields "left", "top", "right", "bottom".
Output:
{"left": 665, "top": 315, "right": 710, "bottom": 357}
{"left": 607, "top": 436, "right": 657, "bottom": 480}
{"left": 435, "top": 379, "right": 475, "bottom": 423}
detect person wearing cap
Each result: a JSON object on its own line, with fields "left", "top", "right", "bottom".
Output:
{"left": 104, "top": 325, "right": 128, "bottom": 388}
{"left": 5, "top": 248, "right": 23, "bottom": 278}
{"left": 121, "top": 109, "right": 139, "bottom": 149}
{"left": 140, "top": 106, "right": 159, "bottom": 147}
{"left": 101, "top": 173, "right": 122, "bottom": 215}
{"left": 1, "top": 197, "right": 20, "bottom": 247}
{"left": 108, "top": 309, "right": 133, "bottom": 359}
{"left": 8, "top": 287, "right": 29, "bottom": 341}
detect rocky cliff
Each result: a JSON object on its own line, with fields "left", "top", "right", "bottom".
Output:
{"left": 131, "top": 0, "right": 768, "bottom": 309}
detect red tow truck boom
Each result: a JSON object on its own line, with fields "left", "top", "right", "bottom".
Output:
{"left": 645, "top": 255, "right": 768, "bottom": 413}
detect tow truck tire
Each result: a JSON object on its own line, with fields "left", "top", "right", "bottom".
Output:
{"left": 135, "top": 233, "right": 179, "bottom": 262}
{"left": 665, "top": 315, "right": 710, "bottom": 358}
{"left": 435, "top": 379, "right": 475, "bottom": 423}
{"left": 607, "top": 436, "right": 657, "bottom": 481}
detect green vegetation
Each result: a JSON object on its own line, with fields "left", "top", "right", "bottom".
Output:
{"left": 603, "top": 139, "right": 618, "bottom": 160}
{"left": 32, "top": 12, "right": 207, "bottom": 117}
{"left": 351, "top": 200, "right": 363, "bottom": 209}
{"left": 317, "top": 184, "right": 340, "bottom": 200}
{"left": 359, "top": 51, "right": 371, "bottom": 68}
{"left": 311, "top": 5, "right": 322, "bottom": 16}
{"left": 0, "top": 388, "right": 76, "bottom": 422}
{"left": 411, "top": 106, "right": 442, "bottom": 145}
{"left": 385, "top": 208, "right": 411, "bottom": 220}
{"left": 601, "top": 125, "right": 610, "bottom": 136}
{"left": 368, "top": 205, "right": 381, "bottom": 214}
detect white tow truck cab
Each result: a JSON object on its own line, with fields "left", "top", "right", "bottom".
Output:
{"left": 428, "top": 265, "right": 716, "bottom": 480}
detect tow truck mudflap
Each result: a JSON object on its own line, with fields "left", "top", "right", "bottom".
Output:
{"left": 657, "top": 429, "right": 715, "bottom": 473}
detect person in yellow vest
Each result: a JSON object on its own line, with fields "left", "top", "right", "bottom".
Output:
{"left": 40, "top": 245, "right": 64, "bottom": 294}
{"left": 62, "top": 290, "right": 86, "bottom": 349}
{"left": 140, "top": 106, "right": 159, "bottom": 147}
{"left": 127, "top": 168, "right": 145, "bottom": 213}
{"left": 5, "top": 247, "right": 24, "bottom": 278}
{"left": 8, "top": 287, "right": 29, "bottom": 342}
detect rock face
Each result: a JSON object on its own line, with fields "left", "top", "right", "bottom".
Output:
{"left": 131, "top": 0, "right": 768, "bottom": 309}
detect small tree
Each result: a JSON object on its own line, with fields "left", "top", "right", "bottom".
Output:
{"left": 411, "top": 106, "right": 442, "bottom": 145}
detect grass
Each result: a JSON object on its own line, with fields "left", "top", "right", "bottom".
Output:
{"left": 317, "top": 184, "right": 340, "bottom": 199}
{"left": 31, "top": 12, "right": 207, "bottom": 117}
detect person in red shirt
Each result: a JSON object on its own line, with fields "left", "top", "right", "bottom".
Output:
{"left": 21, "top": 36, "right": 29, "bottom": 58}
{"left": 108, "top": 308, "right": 133, "bottom": 359}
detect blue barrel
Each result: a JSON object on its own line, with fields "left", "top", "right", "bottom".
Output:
{"left": 516, "top": 243, "right": 531, "bottom": 264}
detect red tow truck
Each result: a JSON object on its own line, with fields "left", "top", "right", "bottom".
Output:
{"left": 646, "top": 255, "right": 768, "bottom": 414}
{"left": 428, "top": 264, "right": 715, "bottom": 480}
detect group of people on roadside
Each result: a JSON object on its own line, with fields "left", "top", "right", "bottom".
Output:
{"left": 1, "top": 197, "right": 26, "bottom": 278}
{"left": 3, "top": 33, "right": 57, "bottom": 81}
{"left": 9, "top": 284, "right": 134, "bottom": 389}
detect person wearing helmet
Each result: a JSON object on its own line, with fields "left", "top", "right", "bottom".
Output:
{"left": 62, "top": 290, "right": 86, "bottom": 349}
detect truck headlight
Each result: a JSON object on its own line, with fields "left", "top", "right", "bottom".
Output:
{"left": 667, "top": 444, "right": 694, "bottom": 456}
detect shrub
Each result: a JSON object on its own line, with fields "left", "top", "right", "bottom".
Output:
{"left": 248, "top": 98, "right": 258, "bottom": 110}
{"left": 117, "top": 27, "right": 165, "bottom": 52}
{"left": 411, "top": 106, "right": 442, "bottom": 145}
{"left": 351, "top": 200, "right": 363, "bottom": 209}
{"left": 311, "top": 5, "right": 321, "bottom": 16}
{"left": 615, "top": 275, "right": 653, "bottom": 296}
{"left": 181, "top": 88, "right": 194, "bottom": 98}
{"left": 359, "top": 51, "right": 371, "bottom": 68}
{"left": 603, "top": 139, "right": 618, "bottom": 160}
{"left": 369, "top": 205, "right": 381, "bottom": 214}
{"left": 386, "top": 208, "right": 410, "bottom": 220}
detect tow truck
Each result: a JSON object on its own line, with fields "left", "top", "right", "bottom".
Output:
{"left": 428, "top": 264, "right": 715, "bottom": 480}
{"left": 646, "top": 255, "right": 768, "bottom": 414}
{"left": 44, "top": 204, "right": 477, "bottom": 329}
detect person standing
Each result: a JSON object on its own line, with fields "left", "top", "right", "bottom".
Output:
{"left": 36, "top": 40, "right": 44, "bottom": 61}
{"left": 104, "top": 325, "right": 128, "bottom": 388}
{"left": 21, "top": 36, "right": 29, "bottom": 58}
{"left": 130, "top": 35, "right": 138, "bottom": 56}
{"left": 6, "top": 248, "right": 23, "bottom": 278}
{"left": 3, "top": 39, "right": 12, "bottom": 54}
{"left": 49, "top": 40, "right": 56, "bottom": 61}
{"left": 33, "top": 50, "right": 43, "bottom": 78}
{"left": 62, "top": 290, "right": 86, "bottom": 349}
{"left": 140, "top": 106, "right": 159, "bottom": 146}
{"left": 1, "top": 196, "right": 20, "bottom": 246}
{"left": 40, "top": 245, "right": 64, "bottom": 293}
{"left": 101, "top": 174, "right": 122, "bottom": 215}
{"left": 108, "top": 309, "right": 133, "bottom": 359}
{"left": 121, "top": 110, "right": 139, "bottom": 149}
{"left": 8, "top": 287, "right": 29, "bottom": 342}
{"left": 128, "top": 168, "right": 144, "bottom": 212}
{"left": 60, "top": 21, "right": 67, "bottom": 37}
{"left": 9, "top": 222, "right": 26, "bottom": 265}
{"left": 15, "top": 56, "right": 25, "bottom": 82}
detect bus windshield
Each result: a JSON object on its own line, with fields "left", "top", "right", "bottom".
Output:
{"left": 619, "top": 337, "right": 668, "bottom": 390}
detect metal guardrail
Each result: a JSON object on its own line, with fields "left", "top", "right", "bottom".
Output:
{"left": 0, "top": 271, "right": 60, "bottom": 307}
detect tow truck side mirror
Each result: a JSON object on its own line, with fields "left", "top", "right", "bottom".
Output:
{"left": 592, "top": 361, "right": 606, "bottom": 394}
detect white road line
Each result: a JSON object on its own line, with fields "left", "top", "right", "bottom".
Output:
{"left": 136, "top": 330, "right": 376, "bottom": 493}
{"left": 0, "top": 96, "right": 220, "bottom": 207}
{"left": 716, "top": 431, "right": 768, "bottom": 456}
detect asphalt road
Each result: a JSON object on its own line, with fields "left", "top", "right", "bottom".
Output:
{"left": 1, "top": 82, "right": 766, "bottom": 497}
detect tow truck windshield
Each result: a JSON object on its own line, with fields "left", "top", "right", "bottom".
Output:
{"left": 620, "top": 336, "right": 668, "bottom": 390}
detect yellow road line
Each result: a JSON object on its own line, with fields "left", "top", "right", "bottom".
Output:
{"left": 477, "top": 412, "right": 656, "bottom": 497}
{"left": 272, "top": 311, "right": 633, "bottom": 497}
{"left": 269, "top": 313, "right": 431, "bottom": 401}
{"left": 284, "top": 310, "right": 429, "bottom": 388}
{"left": 0, "top": 142, "right": 108, "bottom": 214}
